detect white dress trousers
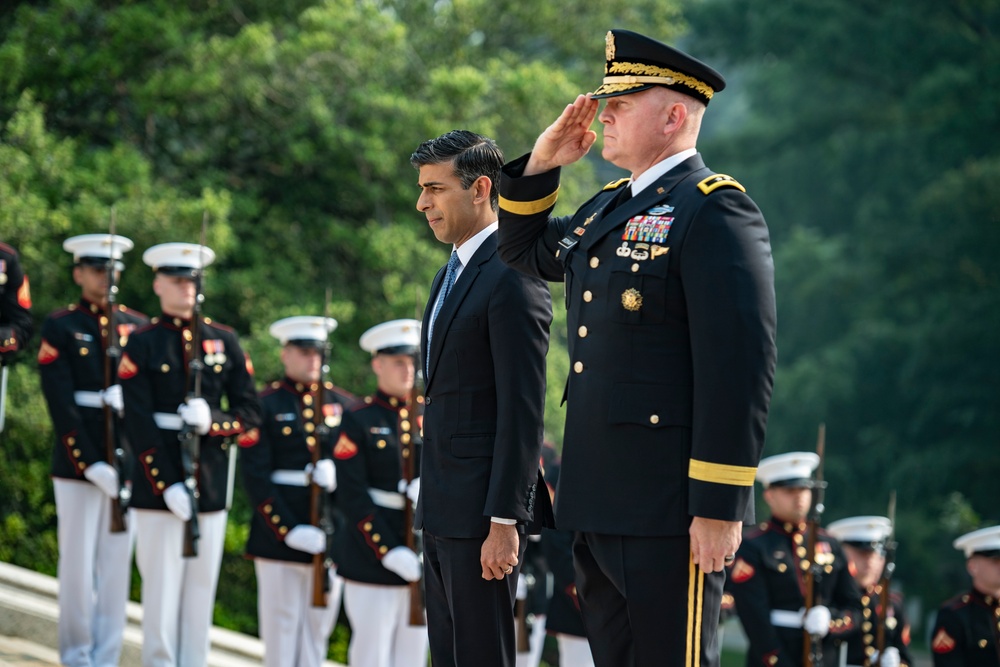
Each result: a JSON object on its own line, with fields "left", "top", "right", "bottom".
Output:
{"left": 254, "top": 558, "right": 344, "bottom": 667}
{"left": 343, "top": 580, "right": 429, "bottom": 667}
{"left": 133, "top": 508, "right": 227, "bottom": 667}
{"left": 54, "top": 478, "right": 134, "bottom": 667}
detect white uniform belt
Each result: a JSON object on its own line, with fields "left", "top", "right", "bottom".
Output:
{"left": 270, "top": 470, "right": 309, "bottom": 487}
{"left": 154, "top": 412, "right": 184, "bottom": 431}
{"left": 770, "top": 609, "right": 804, "bottom": 628}
{"left": 369, "top": 488, "right": 405, "bottom": 510}
{"left": 74, "top": 391, "right": 103, "bottom": 408}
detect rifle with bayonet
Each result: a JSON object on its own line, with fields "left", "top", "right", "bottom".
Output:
{"left": 103, "top": 208, "right": 130, "bottom": 533}
{"left": 179, "top": 213, "right": 208, "bottom": 558}
{"left": 875, "top": 491, "right": 897, "bottom": 667}
{"left": 309, "top": 288, "right": 335, "bottom": 607}
{"left": 802, "top": 423, "right": 828, "bottom": 667}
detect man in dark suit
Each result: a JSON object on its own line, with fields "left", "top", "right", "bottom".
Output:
{"left": 410, "top": 129, "right": 553, "bottom": 667}
{"left": 497, "top": 29, "right": 777, "bottom": 667}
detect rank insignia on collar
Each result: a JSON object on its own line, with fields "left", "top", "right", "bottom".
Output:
{"left": 621, "top": 288, "right": 643, "bottom": 312}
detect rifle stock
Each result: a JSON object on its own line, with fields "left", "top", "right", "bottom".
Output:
{"left": 310, "top": 290, "right": 334, "bottom": 607}
{"left": 876, "top": 491, "right": 897, "bottom": 666}
{"left": 180, "top": 214, "right": 208, "bottom": 558}
{"left": 515, "top": 597, "right": 530, "bottom": 653}
{"left": 401, "top": 357, "right": 425, "bottom": 626}
{"left": 802, "top": 423, "right": 827, "bottom": 667}
{"left": 104, "top": 208, "right": 128, "bottom": 533}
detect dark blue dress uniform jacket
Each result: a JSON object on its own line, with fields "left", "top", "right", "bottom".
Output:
{"left": 931, "top": 588, "right": 1000, "bottom": 667}
{"left": 119, "top": 314, "right": 261, "bottom": 512}
{"left": 39, "top": 299, "right": 148, "bottom": 480}
{"left": 241, "top": 378, "right": 355, "bottom": 564}
{"left": 844, "top": 587, "right": 913, "bottom": 667}
{"left": 335, "top": 390, "right": 422, "bottom": 585}
{"left": 729, "top": 519, "right": 863, "bottom": 667}
{"left": 498, "top": 153, "right": 777, "bottom": 535}
{"left": 0, "top": 242, "right": 34, "bottom": 363}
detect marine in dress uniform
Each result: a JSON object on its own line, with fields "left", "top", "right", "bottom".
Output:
{"left": 826, "top": 516, "right": 913, "bottom": 667}
{"left": 38, "top": 234, "right": 148, "bottom": 667}
{"left": 241, "top": 315, "right": 352, "bottom": 667}
{"left": 931, "top": 525, "right": 1000, "bottom": 667}
{"left": 0, "top": 241, "right": 33, "bottom": 366}
{"left": 119, "top": 242, "right": 261, "bottom": 667}
{"left": 729, "top": 453, "right": 862, "bottom": 667}
{"left": 497, "top": 28, "right": 777, "bottom": 667}
{"left": 336, "top": 319, "right": 429, "bottom": 667}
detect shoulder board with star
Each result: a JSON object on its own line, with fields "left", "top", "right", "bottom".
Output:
{"left": 602, "top": 177, "right": 631, "bottom": 191}
{"left": 697, "top": 173, "right": 746, "bottom": 195}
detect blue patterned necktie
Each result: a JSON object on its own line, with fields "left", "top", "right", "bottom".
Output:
{"left": 428, "top": 251, "right": 461, "bottom": 353}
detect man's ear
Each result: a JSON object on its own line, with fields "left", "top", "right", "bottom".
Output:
{"left": 472, "top": 175, "right": 493, "bottom": 205}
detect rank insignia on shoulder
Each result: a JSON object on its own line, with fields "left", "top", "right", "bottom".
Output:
{"left": 697, "top": 174, "right": 746, "bottom": 195}
{"left": 602, "top": 177, "right": 631, "bottom": 191}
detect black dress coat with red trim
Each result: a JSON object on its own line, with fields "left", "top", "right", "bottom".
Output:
{"left": 240, "top": 378, "right": 355, "bottom": 564}
{"left": 38, "top": 299, "right": 148, "bottom": 480}
{"left": 0, "top": 242, "right": 34, "bottom": 363}
{"left": 334, "top": 389, "right": 422, "bottom": 585}
{"left": 119, "top": 314, "right": 261, "bottom": 512}
{"left": 497, "top": 153, "right": 777, "bottom": 536}
{"left": 931, "top": 588, "right": 1000, "bottom": 667}
{"left": 728, "top": 519, "right": 863, "bottom": 667}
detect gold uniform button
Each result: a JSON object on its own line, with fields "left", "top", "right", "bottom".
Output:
{"left": 157, "top": 481, "right": 165, "bottom": 490}
{"left": 800, "top": 560, "right": 810, "bottom": 571}
{"left": 279, "top": 526, "right": 288, "bottom": 535}
{"left": 99, "top": 316, "right": 109, "bottom": 325}
{"left": 282, "top": 426, "right": 292, "bottom": 435}
{"left": 151, "top": 468, "right": 159, "bottom": 476}
{"left": 222, "top": 422, "right": 231, "bottom": 430}
{"left": 77, "top": 462, "right": 86, "bottom": 470}
{"left": 305, "top": 422, "right": 315, "bottom": 433}
{"left": 264, "top": 505, "right": 273, "bottom": 513}
{"left": 303, "top": 394, "right": 313, "bottom": 405}
{"left": 390, "top": 397, "right": 399, "bottom": 407}
{"left": 861, "top": 595, "right": 870, "bottom": 605}
{"left": 302, "top": 408, "right": 314, "bottom": 419}
{"left": 824, "top": 564, "right": 833, "bottom": 573}
{"left": 863, "top": 608, "right": 871, "bottom": 618}
{"left": 401, "top": 420, "right": 411, "bottom": 431}
{"left": 793, "top": 533, "right": 803, "bottom": 544}
{"left": 862, "top": 621, "right": 872, "bottom": 632}
{"left": 980, "top": 639, "right": 989, "bottom": 648}
{"left": 161, "top": 364, "right": 170, "bottom": 373}
{"left": 80, "top": 347, "right": 89, "bottom": 356}
{"left": 402, "top": 449, "right": 410, "bottom": 458}
{"left": 271, "top": 515, "right": 281, "bottom": 524}
{"left": 399, "top": 408, "right": 409, "bottom": 419}
{"left": 372, "top": 534, "right": 381, "bottom": 543}
{"left": 146, "top": 455, "right": 154, "bottom": 464}
{"left": 364, "top": 522, "right": 373, "bottom": 531}
{"left": 796, "top": 546, "right": 807, "bottom": 557}
{"left": 649, "top": 414, "right": 659, "bottom": 425}
{"left": 573, "top": 361, "right": 583, "bottom": 373}
{"left": 73, "top": 448, "right": 82, "bottom": 457}
{"left": 212, "top": 422, "right": 220, "bottom": 431}
{"left": 583, "top": 290, "right": 593, "bottom": 302}
{"left": 213, "top": 364, "right": 222, "bottom": 372}
{"left": 777, "top": 563, "right": 787, "bottom": 573}
{"left": 379, "top": 546, "right": 388, "bottom": 555}
{"left": 377, "top": 439, "right": 387, "bottom": 449}
{"left": 589, "top": 257, "right": 599, "bottom": 268}
{"left": 183, "top": 329, "right": 193, "bottom": 341}
{"left": 768, "top": 657, "right": 778, "bottom": 666}
{"left": 233, "top": 421, "right": 240, "bottom": 429}
{"left": 578, "top": 326, "right": 588, "bottom": 337}
{"left": 306, "top": 436, "right": 317, "bottom": 447}
{"left": 67, "top": 437, "right": 76, "bottom": 446}
{"left": 401, "top": 433, "right": 411, "bottom": 444}
{"left": 631, "top": 263, "right": 640, "bottom": 272}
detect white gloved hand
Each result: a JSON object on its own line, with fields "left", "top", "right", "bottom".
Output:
{"left": 406, "top": 477, "right": 420, "bottom": 505}
{"left": 285, "top": 525, "right": 327, "bottom": 555}
{"left": 382, "top": 546, "right": 421, "bottom": 582}
{"left": 101, "top": 384, "right": 124, "bottom": 413}
{"left": 872, "top": 647, "right": 901, "bottom": 667}
{"left": 516, "top": 573, "right": 528, "bottom": 600}
{"left": 177, "top": 397, "right": 211, "bottom": 435}
{"left": 163, "top": 482, "right": 193, "bottom": 521}
{"left": 803, "top": 605, "right": 832, "bottom": 637}
{"left": 309, "top": 459, "right": 337, "bottom": 493}
{"left": 83, "top": 461, "right": 120, "bottom": 498}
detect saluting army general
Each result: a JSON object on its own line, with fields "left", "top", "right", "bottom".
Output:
{"left": 0, "top": 240, "right": 34, "bottom": 366}
{"left": 826, "top": 516, "right": 914, "bottom": 667}
{"left": 336, "top": 319, "right": 429, "bottom": 667}
{"left": 496, "top": 28, "right": 777, "bottom": 667}
{"left": 38, "top": 234, "right": 148, "bottom": 667}
{"left": 119, "top": 242, "right": 261, "bottom": 667}
{"left": 240, "top": 315, "right": 353, "bottom": 667}
{"left": 728, "top": 453, "right": 862, "bottom": 667}
{"left": 931, "top": 525, "right": 1000, "bottom": 667}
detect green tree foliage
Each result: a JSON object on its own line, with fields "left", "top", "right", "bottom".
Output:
{"left": 1, "top": 0, "right": 687, "bottom": 651}
{"left": 685, "top": 0, "right": 1000, "bottom": 634}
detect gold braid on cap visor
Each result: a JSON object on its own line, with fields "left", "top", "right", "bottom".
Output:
{"left": 600, "top": 61, "right": 714, "bottom": 100}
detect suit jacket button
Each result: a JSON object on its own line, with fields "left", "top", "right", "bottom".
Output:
{"left": 425, "top": 396, "right": 432, "bottom": 405}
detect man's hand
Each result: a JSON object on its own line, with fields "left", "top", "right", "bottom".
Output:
{"left": 690, "top": 516, "right": 742, "bottom": 573}
{"left": 481, "top": 522, "right": 519, "bottom": 580}
{"left": 83, "top": 461, "right": 120, "bottom": 498}
{"left": 164, "top": 482, "right": 193, "bottom": 522}
{"left": 524, "top": 94, "right": 601, "bottom": 176}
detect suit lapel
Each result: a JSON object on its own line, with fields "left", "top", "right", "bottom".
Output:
{"left": 580, "top": 155, "right": 707, "bottom": 252}
{"left": 425, "top": 232, "right": 497, "bottom": 386}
